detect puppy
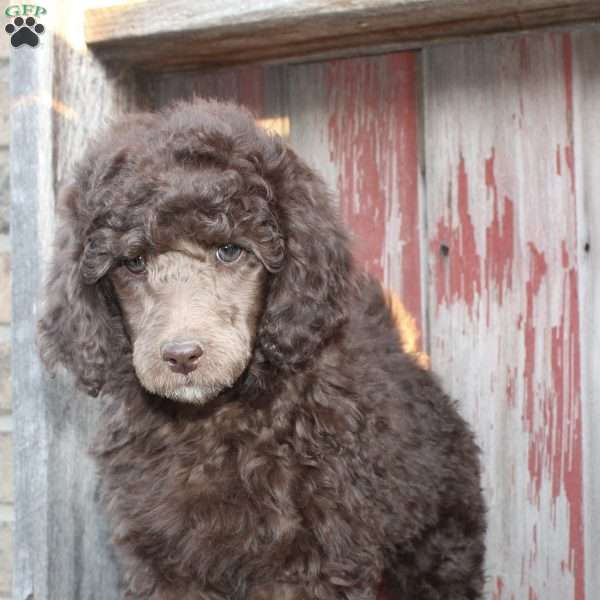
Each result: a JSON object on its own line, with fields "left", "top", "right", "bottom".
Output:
{"left": 39, "top": 99, "right": 486, "bottom": 600}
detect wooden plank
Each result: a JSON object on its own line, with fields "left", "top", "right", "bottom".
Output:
{"left": 149, "top": 53, "right": 424, "bottom": 350}
{"left": 317, "top": 54, "right": 424, "bottom": 345}
{"left": 11, "top": 1, "right": 142, "bottom": 598}
{"left": 282, "top": 56, "right": 425, "bottom": 350}
{"left": 571, "top": 27, "right": 600, "bottom": 600}
{"left": 423, "top": 31, "right": 585, "bottom": 599}
{"left": 85, "top": 0, "right": 600, "bottom": 70}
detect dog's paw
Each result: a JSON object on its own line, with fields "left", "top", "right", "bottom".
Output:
{"left": 5, "top": 16, "right": 45, "bottom": 48}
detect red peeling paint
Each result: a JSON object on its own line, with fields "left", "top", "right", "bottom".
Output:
{"left": 549, "top": 258, "right": 584, "bottom": 599}
{"left": 485, "top": 149, "right": 496, "bottom": 191}
{"left": 456, "top": 156, "right": 482, "bottom": 308}
{"left": 557, "top": 39, "right": 584, "bottom": 598}
{"left": 550, "top": 314, "right": 566, "bottom": 506}
{"left": 432, "top": 156, "right": 482, "bottom": 314}
{"left": 390, "top": 54, "right": 421, "bottom": 341}
{"left": 485, "top": 149, "right": 515, "bottom": 309}
{"left": 564, "top": 144, "right": 576, "bottom": 195}
{"left": 522, "top": 239, "right": 584, "bottom": 598}
{"left": 562, "top": 34, "right": 574, "bottom": 130}
{"left": 327, "top": 54, "right": 422, "bottom": 340}
{"left": 565, "top": 265, "right": 584, "bottom": 600}
{"left": 562, "top": 34, "right": 577, "bottom": 195}
{"left": 327, "top": 58, "right": 386, "bottom": 281}
{"left": 493, "top": 576, "right": 505, "bottom": 600}
{"left": 523, "top": 243, "right": 547, "bottom": 504}
{"left": 562, "top": 240, "right": 571, "bottom": 269}
{"left": 529, "top": 586, "right": 538, "bottom": 600}
{"left": 506, "top": 366, "right": 517, "bottom": 408}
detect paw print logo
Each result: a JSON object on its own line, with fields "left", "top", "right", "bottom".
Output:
{"left": 5, "top": 16, "right": 45, "bottom": 48}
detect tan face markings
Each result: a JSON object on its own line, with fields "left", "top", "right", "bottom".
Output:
{"left": 110, "top": 241, "right": 266, "bottom": 404}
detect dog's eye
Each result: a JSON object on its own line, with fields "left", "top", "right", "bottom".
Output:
{"left": 216, "top": 244, "right": 243, "bottom": 264}
{"left": 123, "top": 256, "right": 146, "bottom": 274}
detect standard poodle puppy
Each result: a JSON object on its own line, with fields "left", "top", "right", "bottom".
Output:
{"left": 38, "top": 99, "right": 486, "bottom": 600}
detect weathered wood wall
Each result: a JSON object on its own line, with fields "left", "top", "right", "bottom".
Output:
{"left": 11, "top": 7, "right": 600, "bottom": 599}
{"left": 423, "top": 32, "right": 586, "bottom": 600}
{"left": 148, "top": 27, "right": 600, "bottom": 600}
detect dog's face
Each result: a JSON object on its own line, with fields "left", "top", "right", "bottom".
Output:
{"left": 110, "top": 240, "right": 266, "bottom": 404}
{"left": 38, "top": 100, "right": 353, "bottom": 400}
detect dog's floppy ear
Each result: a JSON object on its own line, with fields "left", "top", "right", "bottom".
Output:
{"left": 258, "top": 147, "right": 354, "bottom": 370}
{"left": 37, "top": 183, "right": 127, "bottom": 397}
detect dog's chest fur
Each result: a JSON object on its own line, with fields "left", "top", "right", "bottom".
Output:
{"left": 96, "top": 386, "right": 381, "bottom": 593}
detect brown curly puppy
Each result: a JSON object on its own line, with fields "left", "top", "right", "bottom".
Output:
{"left": 38, "top": 99, "right": 486, "bottom": 600}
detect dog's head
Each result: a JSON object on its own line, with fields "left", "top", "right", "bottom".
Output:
{"left": 38, "top": 99, "right": 353, "bottom": 404}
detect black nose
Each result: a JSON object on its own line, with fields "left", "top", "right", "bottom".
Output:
{"left": 161, "top": 341, "right": 204, "bottom": 374}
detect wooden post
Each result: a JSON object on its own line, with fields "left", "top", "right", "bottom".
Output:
{"left": 11, "top": 2, "right": 142, "bottom": 598}
{"left": 572, "top": 28, "right": 600, "bottom": 600}
{"left": 422, "top": 29, "right": 600, "bottom": 599}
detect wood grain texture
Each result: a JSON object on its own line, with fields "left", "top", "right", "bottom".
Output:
{"left": 326, "top": 54, "right": 423, "bottom": 337}
{"left": 150, "top": 54, "right": 424, "bottom": 344}
{"left": 423, "top": 31, "right": 587, "bottom": 599}
{"left": 571, "top": 27, "right": 600, "bottom": 600}
{"left": 85, "top": 0, "right": 600, "bottom": 69}
{"left": 11, "top": 1, "right": 142, "bottom": 599}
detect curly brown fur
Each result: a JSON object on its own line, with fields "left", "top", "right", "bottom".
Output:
{"left": 38, "top": 98, "right": 486, "bottom": 600}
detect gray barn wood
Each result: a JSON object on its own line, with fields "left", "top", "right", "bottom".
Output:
{"left": 84, "top": 0, "right": 600, "bottom": 68}
{"left": 11, "top": 3, "right": 142, "bottom": 599}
